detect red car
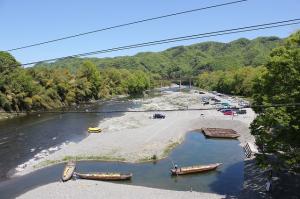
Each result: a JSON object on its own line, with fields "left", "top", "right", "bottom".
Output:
{"left": 223, "top": 111, "right": 233, "bottom": 115}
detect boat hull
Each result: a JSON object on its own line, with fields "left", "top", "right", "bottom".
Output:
{"left": 62, "top": 161, "right": 76, "bottom": 182}
{"left": 76, "top": 172, "right": 132, "bottom": 181}
{"left": 88, "top": 127, "right": 102, "bottom": 133}
{"left": 170, "top": 163, "right": 222, "bottom": 175}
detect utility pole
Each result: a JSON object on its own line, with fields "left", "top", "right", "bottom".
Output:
{"left": 189, "top": 77, "right": 192, "bottom": 89}
{"left": 179, "top": 74, "right": 182, "bottom": 91}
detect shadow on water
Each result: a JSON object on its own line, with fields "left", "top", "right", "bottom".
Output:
{"left": 0, "top": 131, "right": 244, "bottom": 199}
{"left": 209, "top": 161, "right": 244, "bottom": 198}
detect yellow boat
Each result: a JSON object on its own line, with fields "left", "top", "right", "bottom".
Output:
{"left": 88, "top": 127, "right": 102, "bottom": 133}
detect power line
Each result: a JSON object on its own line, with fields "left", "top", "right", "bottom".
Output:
{"left": 5, "top": 0, "right": 248, "bottom": 52}
{"left": 1, "top": 103, "right": 300, "bottom": 114}
{"left": 19, "top": 18, "right": 300, "bottom": 67}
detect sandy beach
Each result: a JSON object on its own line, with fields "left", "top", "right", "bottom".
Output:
{"left": 17, "top": 180, "right": 225, "bottom": 199}
{"left": 13, "top": 88, "right": 256, "bottom": 198}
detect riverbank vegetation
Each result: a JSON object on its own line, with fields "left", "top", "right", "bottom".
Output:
{"left": 0, "top": 35, "right": 284, "bottom": 114}
{"left": 34, "top": 155, "right": 126, "bottom": 169}
{"left": 195, "top": 66, "right": 266, "bottom": 97}
{"left": 0, "top": 55, "right": 152, "bottom": 112}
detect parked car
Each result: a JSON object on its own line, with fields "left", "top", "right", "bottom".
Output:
{"left": 239, "top": 102, "right": 250, "bottom": 108}
{"left": 221, "top": 102, "right": 230, "bottom": 107}
{"left": 203, "top": 101, "right": 209, "bottom": 105}
{"left": 220, "top": 109, "right": 232, "bottom": 113}
{"left": 237, "top": 109, "right": 247, "bottom": 114}
{"left": 243, "top": 104, "right": 250, "bottom": 108}
{"left": 153, "top": 113, "right": 166, "bottom": 119}
{"left": 224, "top": 111, "right": 234, "bottom": 115}
{"left": 230, "top": 107, "right": 239, "bottom": 111}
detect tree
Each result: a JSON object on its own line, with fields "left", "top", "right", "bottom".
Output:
{"left": 250, "top": 31, "right": 300, "bottom": 172}
{"left": 125, "top": 70, "right": 150, "bottom": 95}
{"left": 0, "top": 51, "right": 20, "bottom": 74}
{"left": 76, "top": 61, "right": 101, "bottom": 100}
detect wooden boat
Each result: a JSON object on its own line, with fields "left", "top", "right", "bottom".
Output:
{"left": 201, "top": 128, "right": 240, "bottom": 139}
{"left": 61, "top": 161, "right": 76, "bottom": 182}
{"left": 170, "top": 163, "right": 222, "bottom": 175}
{"left": 88, "top": 127, "right": 102, "bottom": 133}
{"left": 75, "top": 172, "right": 132, "bottom": 181}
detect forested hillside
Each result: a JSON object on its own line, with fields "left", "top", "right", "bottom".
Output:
{"left": 35, "top": 36, "right": 282, "bottom": 78}
{"left": 0, "top": 34, "right": 291, "bottom": 113}
{"left": 0, "top": 54, "right": 151, "bottom": 112}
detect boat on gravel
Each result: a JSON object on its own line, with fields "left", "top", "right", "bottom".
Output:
{"left": 75, "top": 172, "right": 133, "bottom": 181}
{"left": 88, "top": 127, "right": 102, "bottom": 133}
{"left": 170, "top": 163, "right": 222, "bottom": 175}
{"left": 61, "top": 161, "right": 76, "bottom": 182}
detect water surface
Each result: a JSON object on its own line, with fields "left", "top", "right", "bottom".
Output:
{"left": 0, "top": 131, "right": 244, "bottom": 198}
{"left": 0, "top": 99, "right": 139, "bottom": 180}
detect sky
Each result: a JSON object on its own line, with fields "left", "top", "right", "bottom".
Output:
{"left": 0, "top": 0, "right": 299, "bottom": 65}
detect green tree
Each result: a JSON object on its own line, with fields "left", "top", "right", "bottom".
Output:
{"left": 0, "top": 51, "right": 20, "bottom": 74}
{"left": 76, "top": 61, "right": 101, "bottom": 100}
{"left": 125, "top": 70, "right": 150, "bottom": 95}
{"left": 250, "top": 31, "right": 300, "bottom": 172}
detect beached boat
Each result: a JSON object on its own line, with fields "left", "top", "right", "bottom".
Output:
{"left": 88, "top": 127, "right": 102, "bottom": 133}
{"left": 201, "top": 128, "right": 240, "bottom": 139}
{"left": 170, "top": 163, "right": 222, "bottom": 175}
{"left": 61, "top": 161, "right": 76, "bottom": 182}
{"left": 75, "top": 172, "right": 132, "bottom": 181}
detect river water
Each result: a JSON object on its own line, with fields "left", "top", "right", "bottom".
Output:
{"left": 0, "top": 90, "right": 244, "bottom": 198}
{"left": 0, "top": 99, "right": 139, "bottom": 180}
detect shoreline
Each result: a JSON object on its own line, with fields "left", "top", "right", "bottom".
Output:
{"left": 16, "top": 180, "right": 225, "bottom": 199}
{"left": 11, "top": 90, "right": 256, "bottom": 177}
{"left": 0, "top": 94, "right": 129, "bottom": 122}
{"left": 11, "top": 112, "right": 254, "bottom": 178}
{"left": 0, "top": 112, "right": 27, "bottom": 121}
{"left": 9, "top": 89, "right": 257, "bottom": 198}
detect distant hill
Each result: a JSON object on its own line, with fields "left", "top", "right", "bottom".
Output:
{"left": 35, "top": 36, "right": 282, "bottom": 78}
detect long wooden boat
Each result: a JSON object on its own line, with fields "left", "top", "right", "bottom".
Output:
{"left": 75, "top": 172, "right": 132, "bottom": 181}
{"left": 88, "top": 127, "right": 102, "bottom": 133}
{"left": 170, "top": 163, "right": 222, "bottom": 175}
{"left": 61, "top": 161, "right": 76, "bottom": 182}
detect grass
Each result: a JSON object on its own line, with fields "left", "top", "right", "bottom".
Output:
{"left": 34, "top": 155, "right": 126, "bottom": 169}
{"left": 162, "top": 140, "right": 181, "bottom": 158}
{"left": 137, "top": 139, "right": 183, "bottom": 163}
{"left": 138, "top": 154, "right": 158, "bottom": 163}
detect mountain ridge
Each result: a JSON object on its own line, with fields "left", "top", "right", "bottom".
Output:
{"left": 35, "top": 35, "right": 283, "bottom": 77}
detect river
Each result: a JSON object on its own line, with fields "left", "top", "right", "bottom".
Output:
{"left": 0, "top": 89, "right": 244, "bottom": 198}
{"left": 0, "top": 99, "right": 139, "bottom": 180}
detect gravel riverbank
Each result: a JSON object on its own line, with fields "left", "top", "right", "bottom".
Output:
{"left": 13, "top": 89, "right": 257, "bottom": 198}
{"left": 13, "top": 90, "right": 255, "bottom": 177}
{"left": 16, "top": 180, "right": 225, "bottom": 199}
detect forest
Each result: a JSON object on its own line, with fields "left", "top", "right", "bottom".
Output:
{"left": 195, "top": 66, "right": 266, "bottom": 97}
{"left": 35, "top": 36, "right": 282, "bottom": 78}
{"left": 0, "top": 56, "right": 152, "bottom": 112}
{"left": 0, "top": 33, "right": 295, "bottom": 114}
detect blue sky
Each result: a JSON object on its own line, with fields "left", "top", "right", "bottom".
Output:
{"left": 0, "top": 0, "right": 299, "bottom": 65}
